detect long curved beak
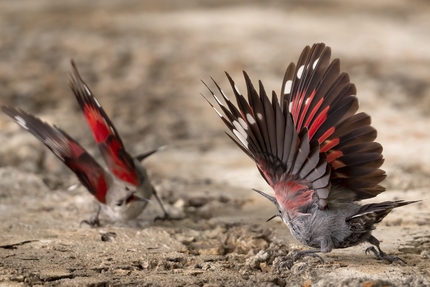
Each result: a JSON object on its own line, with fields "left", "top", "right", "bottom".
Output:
{"left": 252, "top": 188, "right": 278, "bottom": 206}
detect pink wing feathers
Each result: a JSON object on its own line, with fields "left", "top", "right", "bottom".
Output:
{"left": 205, "top": 43, "right": 385, "bottom": 211}
{"left": 1, "top": 106, "right": 111, "bottom": 204}
{"left": 69, "top": 61, "right": 139, "bottom": 186}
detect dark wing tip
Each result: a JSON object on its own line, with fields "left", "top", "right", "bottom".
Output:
{"left": 68, "top": 60, "right": 97, "bottom": 111}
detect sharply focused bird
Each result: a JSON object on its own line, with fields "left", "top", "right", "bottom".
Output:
{"left": 2, "top": 60, "right": 169, "bottom": 226}
{"left": 203, "top": 43, "right": 417, "bottom": 268}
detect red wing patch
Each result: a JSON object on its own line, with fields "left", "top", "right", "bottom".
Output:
{"left": 69, "top": 61, "right": 139, "bottom": 186}
{"left": 205, "top": 43, "right": 386, "bottom": 210}
{"left": 1, "top": 106, "right": 110, "bottom": 203}
{"left": 281, "top": 44, "right": 385, "bottom": 200}
{"left": 274, "top": 180, "right": 314, "bottom": 214}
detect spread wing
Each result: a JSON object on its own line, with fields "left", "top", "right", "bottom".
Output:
{"left": 69, "top": 61, "right": 139, "bottom": 186}
{"left": 281, "top": 43, "right": 386, "bottom": 202}
{"left": 204, "top": 43, "right": 385, "bottom": 209}
{"left": 1, "top": 106, "right": 111, "bottom": 204}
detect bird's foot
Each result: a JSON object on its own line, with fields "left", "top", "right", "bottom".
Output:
{"left": 80, "top": 207, "right": 101, "bottom": 228}
{"left": 79, "top": 205, "right": 102, "bottom": 228}
{"left": 153, "top": 213, "right": 170, "bottom": 222}
{"left": 79, "top": 217, "right": 100, "bottom": 228}
{"left": 278, "top": 250, "right": 324, "bottom": 271}
{"left": 365, "top": 246, "right": 407, "bottom": 264}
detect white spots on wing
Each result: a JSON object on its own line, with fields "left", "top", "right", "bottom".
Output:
{"left": 305, "top": 98, "right": 310, "bottom": 105}
{"left": 233, "top": 129, "right": 248, "bottom": 148}
{"left": 93, "top": 96, "right": 102, "bottom": 108}
{"left": 246, "top": 113, "right": 256, "bottom": 124}
{"left": 213, "top": 95, "right": 223, "bottom": 106}
{"left": 234, "top": 84, "right": 241, "bottom": 95}
{"left": 257, "top": 113, "right": 263, "bottom": 120}
{"left": 233, "top": 120, "right": 247, "bottom": 139}
{"left": 289, "top": 101, "right": 293, "bottom": 112}
{"left": 238, "top": 117, "right": 247, "bottom": 130}
{"left": 297, "top": 65, "right": 304, "bottom": 79}
{"left": 313, "top": 58, "right": 319, "bottom": 69}
{"left": 220, "top": 89, "right": 230, "bottom": 101}
{"left": 14, "top": 116, "right": 28, "bottom": 130}
{"left": 84, "top": 86, "right": 93, "bottom": 97}
{"left": 284, "top": 80, "right": 292, "bottom": 95}
{"left": 233, "top": 120, "right": 249, "bottom": 149}
{"left": 213, "top": 107, "right": 223, "bottom": 117}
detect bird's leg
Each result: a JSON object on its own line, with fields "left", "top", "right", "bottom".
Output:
{"left": 279, "top": 249, "right": 324, "bottom": 270}
{"left": 152, "top": 187, "right": 173, "bottom": 222}
{"left": 365, "top": 235, "right": 406, "bottom": 264}
{"left": 80, "top": 205, "right": 101, "bottom": 228}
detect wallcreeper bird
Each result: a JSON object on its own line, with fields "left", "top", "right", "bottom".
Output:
{"left": 2, "top": 60, "right": 169, "bottom": 226}
{"left": 203, "top": 43, "right": 417, "bottom": 268}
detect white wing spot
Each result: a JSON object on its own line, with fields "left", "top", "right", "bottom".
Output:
{"left": 93, "top": 96, "right": 102, "bottom": 107}
{"left": 15, "top": 116, "right": 28, "bottom": 130}
{"left": 246, "top": 113, "right": 256, "bottom": 124}
{"left": 234, "top": 84, "right": 241, "bottom": 95}
{"left": 297, "top": 65, "right": 304, "bottom": 79}
{"left": 284, "top": 80, "right": 292, "bottom": 95}
{"left": 220, "top": 89, "right": 230, "bottom": 101}
{"left": 213, "top": 95, "right": 223, "bottom": 106}
{"left": 213, "top": 107, "right": 223, "bottom": 117}
{"left": 313, "top": 58, "right": 319, "bottom": 69}
{"left": 84, "top": 86, "right": 92, "bottom": 95}
{"left": 257, "top": 113, "right": 263, "bottom": 120}
{"left": 233, "top": 121, "right": 247, "bottom": 138}
{"left": 233, "top": 129, "right": 248, "bottom": 148}
{"left": 289, "top": 101, "right": 293, "bottom": 112}
{"left": 238, "top": 117, "right": 247, "bottom": 130}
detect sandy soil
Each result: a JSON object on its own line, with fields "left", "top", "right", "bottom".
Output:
{"left": 0, "top": 0, "right": 430, "bottom": 286}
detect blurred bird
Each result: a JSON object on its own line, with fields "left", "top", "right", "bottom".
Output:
{"left": 2, "top": 60, "right": 169, "bottom": 226}
{"left": 203, "top": 43, "right": 417, "bottom": 268}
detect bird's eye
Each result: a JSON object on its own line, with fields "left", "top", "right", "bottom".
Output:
{"left": 125, "top": 187, "right": 130, "bottom": 191}
{"left": 116, "top": 200, "right": 124, "bottom": 206}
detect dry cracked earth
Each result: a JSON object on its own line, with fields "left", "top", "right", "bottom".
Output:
{"left": 0, "top": 0, "right": 430, "bottom": 286}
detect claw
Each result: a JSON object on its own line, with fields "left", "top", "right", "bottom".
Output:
{"left": 365, "top": 246, "right": 407, "bottom": 264}
{"left": 80, "top": 206, "right": 101, "bottom": 228}
{"left": 79, "top": 217, "right": 100, "bottom": 228}
{"left": 153, "top": 214, "right": 171, "bottom": 222}
{"left": 152, "top": 187, "right": 175, "bottom": 223}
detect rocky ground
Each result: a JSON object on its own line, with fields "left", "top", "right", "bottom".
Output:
{"left": 0, "top": 0, "right": 430, "bottom": 286}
